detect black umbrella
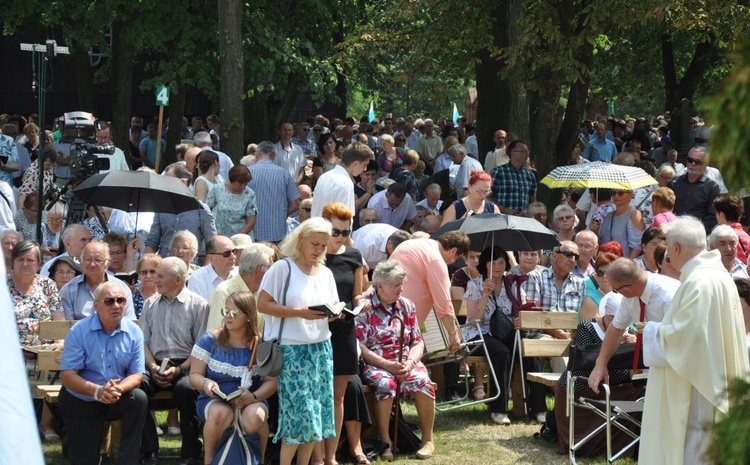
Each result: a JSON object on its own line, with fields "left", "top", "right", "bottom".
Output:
{"left": 431, "top": 213, "right": 560, "bottom": 252}
{"left": 73, "top": 171, "right": 202, "bottom": 234}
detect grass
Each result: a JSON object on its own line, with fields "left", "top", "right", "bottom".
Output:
{"left": 42, "top": 399, "right": 637, "bottom": 464}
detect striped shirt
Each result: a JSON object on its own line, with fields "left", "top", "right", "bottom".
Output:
{"left": 248, "top": 160, "right": 301, "bottom": 242}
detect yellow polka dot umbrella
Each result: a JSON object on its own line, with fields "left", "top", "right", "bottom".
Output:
{"left": 540, "top": 161, "right": 657, "bottom": 190}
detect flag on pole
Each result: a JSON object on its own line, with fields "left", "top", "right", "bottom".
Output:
{"left": 368, "top": 102, "right": 375, "bottom": 123}
{"left": 452, "top": 103, "right": 460, "bottom": 125}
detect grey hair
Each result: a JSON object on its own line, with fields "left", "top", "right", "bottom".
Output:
{"left": 238, "top": 243, "right": 274, "bottom": 274}
{"left": 372, "top": 259, "right": 407, "bottom": 285}
{"left": 528, "top": 201, "right": 547, "bottom": 212}
{"left": 425, "top": 183, "right": 442, "bottom": 194}
{"left": 657, "top": 164, "right": 675, "bottom": 178}
{"left": 256, "top": 141, "right": 276, "bottom": 158}
{"left": 447, "top": 144, "right": 467, "bottom": 156}
{"left": 62, "top": 223, "right": 89, "bottom": 243}
{"left": 82, "top": 241, "right": 109, "bottom": 259}
{"left": 380, "top": 134, "right": 394, "bottom": 145}
{"left": 553, "top": 204, "right": 575, "bottom": 224}
{"left": 665, "top": 216, "right": 707, "bottom": 249}
{"left": 688, "top": 145, "right": 709, "bottom": 159}
{"left": 169, "top": 230, "right": 198, "bottom": 261}
{"left": 161, "top": 256, "right": 188, "bottom": 282}
{"left": 193, "top": 131, "right": 212, "bottom": 146}
{"left": 1, "top": 228, "right": 22, "bottom": 242}
{"left": 708, "top": 224, "right": 738, "bottom": 248}
{"left": 93, "top": 281, "right": 123, "bottom": 300}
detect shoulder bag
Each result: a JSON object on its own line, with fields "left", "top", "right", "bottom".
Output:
{"left": 255, "top": 259, "right": 291, "bottom": 377}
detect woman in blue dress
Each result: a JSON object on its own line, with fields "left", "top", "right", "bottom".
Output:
{"left": 189, "top": 291, "right": 277, "bottom": 464}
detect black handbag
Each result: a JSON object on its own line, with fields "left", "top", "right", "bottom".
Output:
{"left": 568, "top": 342, "right": 645, "bottom": 372}
{"left": 489, "top": 299, "right": 515, "bottom": 345}
{"left": 255, "top": 259, "right": 291, "bottom": 377}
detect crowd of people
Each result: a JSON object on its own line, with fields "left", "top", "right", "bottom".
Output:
{"left": 3, "top": 109, "right": 750, "bottom": 465}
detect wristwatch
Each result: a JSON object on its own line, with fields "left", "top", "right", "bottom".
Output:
{"left": 178, "top": 365, "right": 187, "bottom": 375}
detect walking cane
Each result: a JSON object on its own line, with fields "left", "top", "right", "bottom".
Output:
{"left": 388, "top": 313, "right": 406, "bottom": 453}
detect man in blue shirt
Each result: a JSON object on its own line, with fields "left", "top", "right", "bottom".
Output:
{"left": 58, "top": 281, "right": 148, "bottom": 465}
{"left": 582, "top": 123, "right": 618, "bottom": 162}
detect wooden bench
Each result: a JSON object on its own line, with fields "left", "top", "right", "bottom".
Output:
{"left": 518, "top": 310, "right": 579, "bottom": 387}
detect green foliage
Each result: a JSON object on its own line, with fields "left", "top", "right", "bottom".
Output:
{"left": 707, "top": 377, "right": 750, "bottom": 464}
{"left": 703, "top": 34, "right": 750, "bottom": 191}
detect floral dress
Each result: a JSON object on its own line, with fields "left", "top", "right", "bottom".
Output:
{"left": 8, "top": 274, "right": 63, "bottom": 346}
{"left": 14, "top": 211, "right": 37, "bottom": 241}
{"left": 356, "top": 289, "right": 435, "bottom": 402}
{"left": 205, "top": 182, "right": 258, "bottom": 238}
{"left": 19, "top": 160, "right": 54, "bottom": 198}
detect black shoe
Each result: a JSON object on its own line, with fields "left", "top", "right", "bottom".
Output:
{"left": 177, "top": 458, "right": 203, "bottom": 465}
{"left": 445, "top": 388, "right": 462, "bottom": 402}
{"left": 141, "top": 452, "right": 160, "bottom": 465}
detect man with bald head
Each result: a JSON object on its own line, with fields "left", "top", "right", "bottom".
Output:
{"left": 573, "top": 230, "right": 598, "bottom": 277}
{"left": 59, "top": 281, "right": 147, "bottom": 465}
{"left": 60, "top": 241, "right": 136, "bottom": 320}
{"left": 186, "top": 234, "right": 238, "bottom": 302}
{"left": 184, "top": 146, "right": 201, "bottom": 174}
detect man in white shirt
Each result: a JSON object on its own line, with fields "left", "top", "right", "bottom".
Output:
{"left": 186, "top": 235, "right": 238, "bottom": 302}
{"left": 415, "top": 184, "right": 443, "bottom": 214}
{"left": 449, "top": 143, "right": 483, "bottom": 198}
{"left": 311, "top": 143, "right": 372, "bottom": 218}
{"left": 274, "top": 122, "right": 307, "bottom": 184}
{"left": 483, "top": 129, "right": 509, "bottom": 172}
{"left": 588, "top": 258, "right": 680, "bottom": 389}
{"left": 95, "top": 122, "right": 131, "bottom": 172}
{"left": 352, "top": 224, "right": 409, "bottom": 271}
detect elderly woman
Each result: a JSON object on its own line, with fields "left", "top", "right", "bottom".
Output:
{"left": 553, "top": 204, "right": 577, "bottom": 242}
{"left": 2, "top": 229, "right": 22, "bottom": 273}
{"left": 377, "top": 134, "right": 404, "bottom": 177}
{"left": 206, "top": 165, "right": 258, "bottom": 238}
{"left": 14, "top": 192, "right": 39, "bottom": 240}
{"left": 103, "top": 232, "right": 138, "bottom": 275}
{"left": 8, "top": 241, "right": 64, "bottom": 441}
{"left": 441, "top": 171, "right": 501, "bottom": 225}
{"left": 47, "top": 255, "right": 82, "bottom": 291}
{"left": 462, "top": 246, "right": 520, "bottom": 425}
{"left": 598, "top": 189, "right": 645, "bottom": 258}
{"left": 634, "top": 227, "right": 665, "bottom": 273}
{"left": 257, "top": 217, "right": 338, "bottom": 465}
{"left": 133, "top": 253, "right": 162, "bottom": 319}
{"left": 709, "top": 225, "right": 749, "bottom": 278}
{"left": 189, "top": 291, "right": 277, "bottom": 464}
{"left": 714, "top": 193, "right": 750, "bottom": 264}
{"left": 578, "top": 253, "right": 619, "bottom": 320}
{"left": 318, "top": 202, "right": 368, "bottom": 465}
{"left": 40, "top": 202, "right": 65, "bottom": 262}
{"left": 169, "top": 230, "right": 200, "bottom": 276}
{"left": 357, "top": 260, "right": 436, "bottom": 461}
{"left": 18, "top": 145, "right": 56, "bottom": 207}
{"left": 509, "top": 250, "right": 545, "bottom": 276}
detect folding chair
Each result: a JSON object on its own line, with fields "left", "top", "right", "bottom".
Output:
{"left": 420, "top": 309, "right": 501, "bottom": 412}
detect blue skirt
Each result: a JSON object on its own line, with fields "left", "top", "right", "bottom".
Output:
{"left": 274, "top": 340, "right": 335, "bottom": 445}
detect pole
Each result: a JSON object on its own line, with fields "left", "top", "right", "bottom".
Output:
{"left": 155, "top": 105, "right": 165, "bottom": 173}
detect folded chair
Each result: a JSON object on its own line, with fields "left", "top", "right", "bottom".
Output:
{"left": 566, "top": 344, "right": 646, "bottom": 464}
{"left": 420, "top": 309, "right": 501, "bottom": 412}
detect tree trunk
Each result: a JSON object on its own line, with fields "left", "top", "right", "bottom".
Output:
{"left": 475, "top": 0, "right": 528, "bottom": 164}
{"left": 70, "top": 44, "right": 96, "bottom": 113}
{"left": 218, "top": 0, "right": 245, "bottom": 162}
{"left": 662, "top": 35, "right": 721, "bottom": 111}
{"left": 110, "top": 20, "right": 135, "bottom": 152}
{"left": 554, "top": 41, "right": 594, "bottom": 169}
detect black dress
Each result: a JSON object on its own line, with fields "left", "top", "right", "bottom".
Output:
{"left": 325, "top": 246, "right": 363, "bottom": 375}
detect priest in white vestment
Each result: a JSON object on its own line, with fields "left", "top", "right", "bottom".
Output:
{"left": 640, "top": 216, "right": 750, "bottom": 465}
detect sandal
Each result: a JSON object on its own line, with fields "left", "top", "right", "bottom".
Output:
{"left": 352, "top": 454, "right": 370, "bottom": 465}
{"left": 380, "top": 444, "right": 394, "bottom": 462}
{"left": 41, "top": 427, "right": 61, "bottom": 442}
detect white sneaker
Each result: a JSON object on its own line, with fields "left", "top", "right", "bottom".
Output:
{"left": 155, "top": 425, "right": 164, "bottom": 436}
{"left": 490, "top": 412, "right": 511, "bottom": 425}
{"left": 167, "top": 426, "right": 181, "bottom": 435}
{"left": 536, "top": 412, "right": 547, "bottom": 423}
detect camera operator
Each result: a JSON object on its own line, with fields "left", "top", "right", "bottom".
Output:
{"left": 95, "top": 122, "right": 131, "bottom": 172}
{"left": 53, "top": 125, "right": 78, "bottom": 182}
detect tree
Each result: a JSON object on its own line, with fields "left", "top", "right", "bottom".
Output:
{"left": 218, "top": 0, "right": 244, "bottom": 160}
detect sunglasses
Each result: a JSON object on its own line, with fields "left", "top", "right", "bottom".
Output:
{"left": 595, "top": 269, "right": 607, "bottom": 277}
{"left": 139, "top": 269, "right": 157, "bottom": 276}
{"left": 332, "top": 228, "right": 352, "bottom": 238}
{"left": 210, "top": 249, "right": 238, "bottom": 258}
{"left": 612, "top": 284, "right": 632, "bottom": 294}
{"left": 220, "top": 307, "right": 243, "bottom": 319}
{"left": 301, "top": 207, "right": 312, "bottom": 213}
{"left": 100, "top": 297, "right": 127, "bottom": 306}
{"left": 555, "top": 249, "right": 580, "bottom": 260}
{"left": 686, "top": 157, "right": 703, "bottom": 165}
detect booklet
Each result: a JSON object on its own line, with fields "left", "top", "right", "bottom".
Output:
{"left": 310, "top": 301, "right": 366, "bottom": 319}
{"left": 211, "top": 387, "right": 243, "bottom": 402}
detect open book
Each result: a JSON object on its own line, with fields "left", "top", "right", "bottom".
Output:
{"left": 211, "top": 387, "right": 243, "bottom": 402}
{"left": 310, "top": 301, "right": 366, "bottom": 319}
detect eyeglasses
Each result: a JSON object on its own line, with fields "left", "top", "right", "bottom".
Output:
{"left": 171, "top": 245, "right": 192, "bottom": 252}
{"left": 555, "top": 249, "right": 580, "bottom": 260}
{"left": 110, "top": 250, "right": 125, "bottom": 257}
{"left": 99, "top": 296, "right": 127, "bottom": 306}
{"left": 48, "top": 217, "right": 63, "bottom": 223}
{"left": 557, "top": 215, "right": 573, "bottom": 221}
{"left": 301, "top": 207, "right": 311, "bottom": 213}
{"left": 474, "top": 188, "right": 492, "bottom": 195}
{"left": 220, "top": 307, "right": 243, "bottom": 319}
{"left": 209, "top": 249, "right": 238, "bottom": 258}
{"left": 139, "top": 269, "right": 157, "bottom": 276}
{"left": 331, "top": 228, "right": 352, "bottom": 238}
{"left": 82, "top": 257, "right": 108, "bottom": 265}
{"left": 595, "top": 269, "right": 607, "bottom": 277}
{"left": 54, "top": 269, "right": 76, "bottom": 277}
{"left": 612, "top": 284, "right": 632, "bottom": 294}
{"left": 686, "top": 157, "right": 703, "bottom": 165}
